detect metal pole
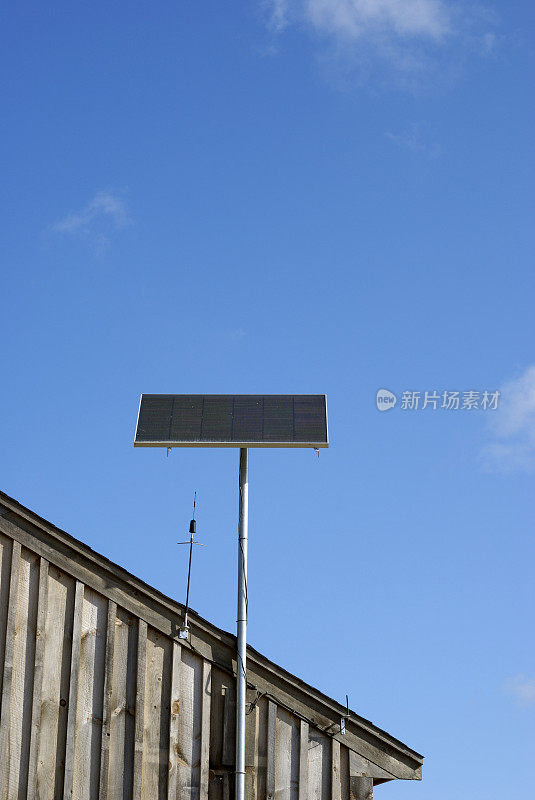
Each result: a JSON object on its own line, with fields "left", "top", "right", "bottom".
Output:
{"left": 235, "top": 448, "right": 248, "bottom": 800}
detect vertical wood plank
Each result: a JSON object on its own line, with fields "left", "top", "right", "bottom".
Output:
{"left": 133, "top": 618, "right": 147, "bottom": 800}
{"left": 0, "top": 534, "right": 15, "bottom": 699}
{"left": 177, "top": 648, "right": 203, "bottom": 800}
{"left": 275, "top": 708, "right": 289, "bottom": 800}
{"left": 274, "top": 707, "right": 299, "bottom": 800}
{"left": 340, "top": 745, "right": 350, "bottom": 800}
{"left": 331, "top": 739, "right": 341, "bottom": 800}
{"left": 221, "top": 683, "right": 236, "bottom": 767}
{"left": 63, "top": 579, "right": 84, "bottom": 800}
{"left": 167, "top": 642, "right": 182, "bottom": 800}
{"left": 245, "top": 689, "right": 257, "bottom": 769}
{"left": 255, "top": 696, "right": 268, "bottom": 800}
{"left": 298, "top": 721, "right": 309, "bottom": 800}
{"left": 199, "top": 659, "right": 211, "bottom": 800}
{"left": 7, "top": 547, "right": 39, "bottom": 799}
{"left": 141, "top": 627, "right": 172, "bottom": 800}
{"left": 266, "top": 700, "right": 276, "bottom": 800}
{"left": 208, "top": 668, "right": 225, "bottom": 770}
{"left": 0, "top": 539, "right": 20, "bottom": 800}
{"left": 72, "top": 587, "right": 108, "bottom": 800}
{"left": 245, "top": 689, "right": 259, "bottom": 800}
{"left": 27, "top": 557, "right": 49, "bottom": 797}
{"left": 98, "top": 599, "right": 117, "bottom": 800}
{"left": 307, "top": 729, "right": 331, "bottom": 800}
{"left": 142, "top": 629, "right": 160, "bottom": 799}
{"left": 108, "top": 606, "right": 137, "bottom": 800}
{"left": 37, "top": 566, "right": 75, "bottom": 800}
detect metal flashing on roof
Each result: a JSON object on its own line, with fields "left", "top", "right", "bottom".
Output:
{"left": 134, "top": 394, "right": 329, "bottom": 448}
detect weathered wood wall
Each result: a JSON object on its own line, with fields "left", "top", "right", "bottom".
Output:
{"left": 0, "top": 531, "right": 374, "bottom": 800}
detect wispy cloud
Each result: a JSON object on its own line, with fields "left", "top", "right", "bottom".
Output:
{"left": 53, "top": 191, "right": 129, "bottom": 234}
{"left": 229, "top": 328, "right": 247, "bottom": 340}
{"left": 267, "top": 0, "right": 289, "bottom": 31}
{"left": 503, "top": 675, "right": 535, "bottom": 707}
{"left": 305, "top": 0, "right": 452, "bottom": 40}
{"left": 52, "top": 191, "right": 130, "bottom": 252}
{"left": 262, "top": 1, "right": 498, "bottom": 85}
{"left": 385, "top": 122, "right": 441, "bottom": 157}
{"left": 481, "top": 365, "right": 535, "bottom": 471}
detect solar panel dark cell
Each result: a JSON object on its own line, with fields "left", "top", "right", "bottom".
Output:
{"left": 294, "top": 396, "right": 327, "bottom": 442}
{"left": 262, "top": 396, "right": 294, "bottom": 442}
{"left": 135, "top": 395, "right": 173, "bottom": 442}
{"left": 169, "top": 395, "right": 203, "bottom": 441}
{"left": 201, "top": 396, "right": 234, "bottom": 441}
{"left": 232, "top": 396, "right": 263, "bottom": 442}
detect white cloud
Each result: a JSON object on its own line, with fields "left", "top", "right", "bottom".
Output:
{"left": 263, "top": 0, "right": 497, "bottom": 83}
{"left": 504, "top": 675, "right": 535, "bottom": 707}
{"left": 305, "top": 0, "right": 451, "bottom": 40}
{"left": 266, "top": 0, "right": 289, "bottom": 30}
{"left": 481, "top": 365, "right": 535, "bottom": 471}
{"left": 53, "top": 191, "right": 130, "bottom": 236}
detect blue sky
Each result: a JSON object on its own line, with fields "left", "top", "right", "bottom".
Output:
{"left": 1, "top": 1, "right": 534, "bottom": 797}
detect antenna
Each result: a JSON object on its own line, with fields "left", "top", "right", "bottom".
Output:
{"left": 177, "top": 491, "right": 204, "bottom": 639}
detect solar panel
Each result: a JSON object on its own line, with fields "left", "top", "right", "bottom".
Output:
{"left": 134, "top": 395, "right": 328, "bottom": 448}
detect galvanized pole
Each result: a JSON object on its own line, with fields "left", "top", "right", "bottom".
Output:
{"left": 235, "top": 448, "right": 248, "bottom": 800}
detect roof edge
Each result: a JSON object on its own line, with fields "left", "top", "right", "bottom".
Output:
{"left": 0, "top": 489, "right": 423, "bottom": 777}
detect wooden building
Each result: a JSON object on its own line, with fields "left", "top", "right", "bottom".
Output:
{"left": 0, "top": 490, "right": 423, "bottom": 799}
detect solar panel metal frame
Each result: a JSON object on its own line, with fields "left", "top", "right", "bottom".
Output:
{"left": 134, "top": 394, "right": 329, "bottom": 449}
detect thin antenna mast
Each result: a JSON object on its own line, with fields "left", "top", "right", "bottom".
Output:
{"left": 177, "top": 491, "right": 204, "bottom": 639}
